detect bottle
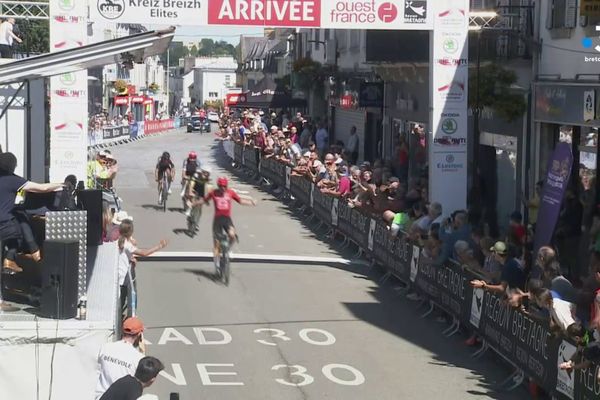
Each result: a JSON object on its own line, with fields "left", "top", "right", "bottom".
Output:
{"left": 79, "top": 296, "right": 87, "bottom": 320}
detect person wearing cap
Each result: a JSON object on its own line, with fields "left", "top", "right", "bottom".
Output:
{"left": 95, "top": 317, "right": 146, "bottom": 399}
{"left": 470, "top": 241, "right": 526, "bottom": 296}
{"left": 321, "top": 164, "right": 351, "bottom": 198}
{"left": 99, "top": 356, "right": 164, "bottom": 400}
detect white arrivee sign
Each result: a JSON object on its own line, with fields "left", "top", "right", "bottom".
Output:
{"left": 429, "top": 0, "right": 469, "bottom": 213}
{"left": 49, "top": 0, "right": 88, "bottom": 184}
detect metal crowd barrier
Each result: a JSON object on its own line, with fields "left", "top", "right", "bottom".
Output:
{"left": 230, "top": 141, "right": 594, "bottom": 400}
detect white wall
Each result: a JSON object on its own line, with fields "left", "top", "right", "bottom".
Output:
{"left": 202, "top": 71, "right": 235, "bottom": 103}
{"left": 538, "top": 4, "right": 600, "bottom": 78}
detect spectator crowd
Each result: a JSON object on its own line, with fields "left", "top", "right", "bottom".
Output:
{"left": 220, "top": 107, "right": 600, "bottom": 389}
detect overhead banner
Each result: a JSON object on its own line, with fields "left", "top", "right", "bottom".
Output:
{"left": 429, "top": 0, "right": 469, "bottom": 213}
{"left": 50, "top": 0, "right": 88, "bottom": 184}
{"left": 89, "top": 0, "right": 433, "bottom": 29}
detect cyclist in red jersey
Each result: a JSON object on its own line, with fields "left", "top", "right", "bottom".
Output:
{"left": 204, "top": 177, "right": 256, "bottom": 258}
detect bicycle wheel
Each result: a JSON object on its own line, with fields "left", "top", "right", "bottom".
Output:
{"left": 222, "top": 253, "right": 230, "bottom": 286}
{"left": 162, "top": 177, "right": 168, "bottom": 212}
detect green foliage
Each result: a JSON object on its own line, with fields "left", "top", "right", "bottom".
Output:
{"left": 197, "top": 39, "right": 236, "bottom": 58}
{"left": 149, "top": 82, "right": 160, "bottom": 92}
{"left": 204, "top": 99, "right": 224, "bottom": 110}
{"left": 15, "top": 18, "right": 49, "bottom": 54}
{"left": 292, "top": 58, "right": 325, "bottom": 90}
{"left": 164, "top": 42, "right": 189, "bottom": 67}
{"left": 469, "top": 64, "right": 526, "bottom": 121}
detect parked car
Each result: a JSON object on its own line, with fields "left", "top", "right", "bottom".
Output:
{"left": 187, "top": 116, "right": 211, "bottom": 133}
{"left": 207, "top": 111, "right": 219, "bottom": 123}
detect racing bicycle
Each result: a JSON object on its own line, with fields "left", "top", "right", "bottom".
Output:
{"left": 158, "top": 174, "right": 169, "bottom": 212}
{"left": 214, "top": 229, "right": 231, "bottom": 286}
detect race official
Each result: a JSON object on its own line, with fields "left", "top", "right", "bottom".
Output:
{"left": 95, "top": 317, "right": 145, "bottom": 399}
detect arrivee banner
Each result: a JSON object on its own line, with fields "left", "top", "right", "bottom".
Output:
{"left": 208, "top": 0, "right": 321, "bottom": 27}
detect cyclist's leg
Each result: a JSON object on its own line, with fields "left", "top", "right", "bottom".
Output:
{"left": 225, "top": 218, "right": 237, "bottom": 244}
{"left": 167, "top": 168, "right": 173, "bottom": 193}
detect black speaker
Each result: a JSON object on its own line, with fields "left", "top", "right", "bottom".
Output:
{"left": 77, "top": 189, "right": 103, "bottom": 246}
{"left": 40, "top": 239, "right": 79, "bottom": 319}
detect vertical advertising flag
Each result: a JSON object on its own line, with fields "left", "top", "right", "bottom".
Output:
{"left": 429, "top": 0, "right": 469, "bottom": 213}
{"left": 49, "top": 0, "right": 88, "bottom": 184}
{"left": 533, "top": 142, "right": 573, "bottom": 254}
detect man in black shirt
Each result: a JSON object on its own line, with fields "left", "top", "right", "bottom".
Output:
{"left": 100, "top": 356, "right": 163, "bottom": 400}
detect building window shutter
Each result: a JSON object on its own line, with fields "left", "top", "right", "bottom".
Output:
{"left": 546, "top": 0, "right": 555, "bottom": 29}
{"left": 564, "top": 0, "right": 577, "bottom": 28}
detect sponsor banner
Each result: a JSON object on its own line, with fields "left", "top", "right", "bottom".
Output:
{"left": 259, "top": 158, "right": 286, "bottom": 187}
{"left": 50, "top": 0, "right": 87, "bottom": 183}
{"left": 429, "top": 0, "right": 468, "bottom": 212}
{"left": 226, "top": 92, "right": 247, "bottom": 106}
{"left": 369, "top": 220, "right": 411, "bottom": 279}
{"left": 533, "top": 142, "right": 573, "bottom": 254}
{"left": 337, "top": 202, "right": 374, "bottom": 252}
{"left": 102, "top": 125, "right": 130, "bottom": 140}
{"left": 469, "top": 288, "right": 484, "bottom": 328}
{"left": 575, "top": 364, "right": 600, "bottom": 399}
{"left": 90, "top": 0, "right": 206, "bottom": 25}
{"left": 223, "top": 140, "right": 235, "bottom": 159}
{"left": 289, "top": 175, "right": 312, "bottom": 205}
{"left": 234, "top": 142, "right": 244, "bottom": 165}
{"left": 311, "top": 185, "right": 333, "bottom": 225}
{"left": 556, "top": 341, "right": 577, "bottom": 399}
{"left": 144, "top": 119, "right": 175, "bottom": 135}
{"left": 208, "top": 0, "right": 321, "bottom": 27}
{"left": 243, "top": 147, "right": 260, "bottom": 171}
{"left": 321, "top": 0, "right": 432, "bottom": 30}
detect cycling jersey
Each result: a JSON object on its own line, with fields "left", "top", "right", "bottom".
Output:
{"left": 156, "top": 158, "right": 174, "bottom": 176}
{"left": 205, "top": 189, "right": 241, "bottom": 218}
{"left": 190, "top": 177, "right": 208, "bottom": 198}
{"left": 183, "top": 158, "right": 201, "bottom": 176}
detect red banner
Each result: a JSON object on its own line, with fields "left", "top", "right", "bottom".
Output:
{"left": 208, "top": 0, "right": 321, "bottom": 26}
{"left": 144, "top": 119, "right": 174, "bottom": 135}
{"left": 131, "top": 96, "right": 144, "bottom": 104}
{"left": 226, "top": 92, "right": 247, "bottom": 106}
{"left": 114, "top": 96, "right": 129, "bottom": 106}
{"left": 340, "top": 95, "right": 353, "bottom": 108}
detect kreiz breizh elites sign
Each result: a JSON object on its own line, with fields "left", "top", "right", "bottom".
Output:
{"left": 90, "top": 0, "right": 433, "bottom": 30}
{"left": 92, "top": 0, "right": 204, "bottom": 24}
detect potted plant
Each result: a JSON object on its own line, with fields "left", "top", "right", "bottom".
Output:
{"left": 149, "top": 82, "right": 160, "bottom": 93}
{"left": 113, "top": 79, "right": 128, "bottom": 95}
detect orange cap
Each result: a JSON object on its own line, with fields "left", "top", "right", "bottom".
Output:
{"left": 123, "top": 317, "right": 144, "bottom": 335}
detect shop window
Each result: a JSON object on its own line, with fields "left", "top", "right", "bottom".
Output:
{"left": 546, "top": 0, "right": 577, "bottom": 29}
{"left": 209, "top": 92, "right": 218, "bottom": 98}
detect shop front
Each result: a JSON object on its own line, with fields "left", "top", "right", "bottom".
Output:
{"left": 534, "top": 82, "right": 599, "bottom": 277}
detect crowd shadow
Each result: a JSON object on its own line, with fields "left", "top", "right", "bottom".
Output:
{"left": 183, "top": 267, "right": 224, "bottom": 285}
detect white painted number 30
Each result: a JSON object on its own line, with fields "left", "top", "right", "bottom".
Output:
{"left": 253, "top": 328, "right": 336, "bottom": 346}
{"left": 272, "top": 365, "right": 314, "bottom": 387}
{"left": 272, "top": 364, "right": 365, "bottom": 387}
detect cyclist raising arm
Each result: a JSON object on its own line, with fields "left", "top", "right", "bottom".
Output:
{"left": 155, "top": 152, "right": 175, "bottom": 195}
{"left": 204, "top": 177, "right": 256, "bottom": 264}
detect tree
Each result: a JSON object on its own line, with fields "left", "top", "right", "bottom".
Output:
{"left": 469, "top": 64, "right": 527, "bottom": 122}
{"left": 14, "top": 19, "right": 49, "bottom": 55}
{"left": 162, "top": 42, "right": 189, "bottom": 67}
{"left": 190, "top": 45, "right": 198, "bottom": 56}
{"left": 197, "top": 39, "right": 236, "bottom": 58}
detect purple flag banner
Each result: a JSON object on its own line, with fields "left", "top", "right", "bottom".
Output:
{"left": 533, "top": 142, "right": 573, "bottom": 253}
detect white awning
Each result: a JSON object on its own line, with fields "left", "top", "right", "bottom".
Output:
{"left": 0, "top": 27, "right": 175, "bottom": 84}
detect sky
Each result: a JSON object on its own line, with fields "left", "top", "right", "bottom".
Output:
{"left": 151, "top": 25, "right": 265, "bottom": 45}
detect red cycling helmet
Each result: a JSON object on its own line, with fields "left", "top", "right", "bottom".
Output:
{"left": 188, "top": 151, "right": 197, "bottom": 160}
{"left": 217, "top": 177, "right": 228, "bottom": 187}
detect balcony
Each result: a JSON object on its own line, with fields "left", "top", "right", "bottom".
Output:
{"left": 470, "top": 4, "right": 535, "bottom": 60}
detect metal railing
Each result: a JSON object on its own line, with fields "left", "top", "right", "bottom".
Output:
{"left": 0, "top": 0, "right": 49, "bottom": 20}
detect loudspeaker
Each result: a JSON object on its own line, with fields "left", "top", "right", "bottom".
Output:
{"left": 40, "top": 239, "right": 79, "bottom": 319}
{"left": 77, "top": 189, "right": 103, "bottom": 246}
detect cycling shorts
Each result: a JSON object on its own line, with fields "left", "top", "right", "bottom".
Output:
{"left": 213, "top": 216, "right": 234, "bottom": 239}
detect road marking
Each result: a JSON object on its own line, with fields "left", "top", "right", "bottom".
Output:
{"left": 142, "top": 251, "right": 369, "bottom": 266}
{"left": 160, "top": 364, "right": 187, "bottom": 385}
{"left": 197, "top": 364, "right": 244, "bottom": 386}
{"left": 299, "top": 328, "right": 336, "bottom": 346}
{"left": 158, "top": 328, "right": 194, "bottom": 345}
{"left": 254, "top": 328, "right": 291, "bottom": 346}
{"left": 272, "top": 365, "right": 314, "bottom": 387}
{"left": 193, "top": 327, "right": 232, "bottom": 345}
{"left": 322, "top": 364, "right": 366, "bottom": 386}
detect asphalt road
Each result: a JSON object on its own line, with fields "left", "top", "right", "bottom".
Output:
{"left": 110, "top": 128, "right": 527, "bottom": 400}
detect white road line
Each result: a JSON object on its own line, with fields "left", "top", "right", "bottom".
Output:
{"left": 140, "top": 251, "right": 368, "bottom": 266}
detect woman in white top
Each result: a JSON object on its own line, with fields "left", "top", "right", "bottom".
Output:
{"left": 118, "top": 219, "right": 167, "bottom": 317}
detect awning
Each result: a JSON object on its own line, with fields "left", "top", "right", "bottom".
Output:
{"left": 236, "top": 76, "right": 306, "bottom": 109}
{"left": 0, "top": 27, "right": 175, "bottom": 84}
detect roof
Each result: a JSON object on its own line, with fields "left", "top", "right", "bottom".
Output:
{"left": 0, "top": 27, "right": 175, "bottom": 84}
{"left": 194, "top": 57, "right": 237, "bottom": 71}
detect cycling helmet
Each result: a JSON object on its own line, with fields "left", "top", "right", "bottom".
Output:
{"left": 162, "top": 151, "right": 170, "bottom": 159}
{"left": 188, "top": 151, "right": 197, "bottom": 160}
{"left": 217, "top": 177, "right": 228, "bottom": 187}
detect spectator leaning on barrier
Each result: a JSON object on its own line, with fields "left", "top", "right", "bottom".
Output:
{"left": 96, "top": 317, "right": 145, "bottom": 399}
{"left": 471, "top": 241, "right": 527, "bottom": 297}
{"left": 454, "top": 240, "right": 481, "bottom": 272}
{"left": 531, "top": 287, "right": 581, "bottom": 334}
{"left": 100, "top": 356, "right": 164, "bottom": 400}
